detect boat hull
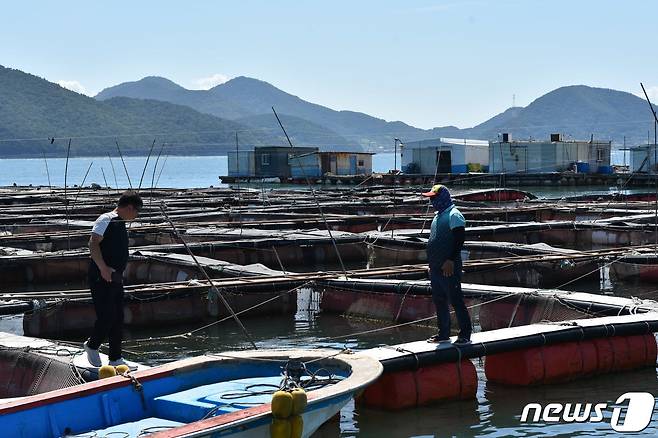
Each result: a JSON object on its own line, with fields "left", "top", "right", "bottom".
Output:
{"left": 0, "top": 351, "right": 382, "bottom": 438}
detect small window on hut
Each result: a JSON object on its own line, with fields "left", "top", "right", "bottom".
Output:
{"left": 596, "top": 149, "right": 604, "bottom": 162}
{"left": 358, "top": 160, "right": 365, "bottom": 167}
{"left": 261, "top": 154, "right": 270, "bottom": 165}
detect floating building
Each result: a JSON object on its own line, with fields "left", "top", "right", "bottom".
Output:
{"left": 228, "top": 146, "right": 320, "bottom": 179}
{"left": 630, "top": 144, "right": 658, "bottom": 173}
{"left": 401, "top": 138, "right": 489, "bottom": 174}
{"left": 489, "top": 133, "right": 612, "bottom": 174}
{"left": 228, "top": 147, "right": 373, "bottom": 179}
{"left": 318, "top": 151, "right": 374, "bottom": 176}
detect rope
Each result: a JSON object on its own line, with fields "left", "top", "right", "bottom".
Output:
{"left": 123, "top": 281, "right": 311, "bottom": 346}
{"left": 272, "top": 107, "right": 348, "bottom": 276}
{"left": 394, "top": 283, "right": 416, "bottom": 322}
{"left": 314, "top": 291, "right": 520, "bottom": 342}
{"left": 157, "top": 202, "right": 257, "bottom": 349}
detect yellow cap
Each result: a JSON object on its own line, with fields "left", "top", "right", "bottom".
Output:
{"left": 421, "top": 184, "right": 444, "bottom": 197}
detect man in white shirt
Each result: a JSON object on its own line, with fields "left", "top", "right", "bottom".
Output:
{"left": 83, "top": 191, "right": 142, "bottom": 367}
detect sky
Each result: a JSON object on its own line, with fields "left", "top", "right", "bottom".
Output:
{"left": 1, "top": 0, "right": 657, "bottom": 129}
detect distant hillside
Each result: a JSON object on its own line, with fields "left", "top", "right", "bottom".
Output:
{"left": 96, "top": 76, "right": 426, "bottom": 148}
{"left": 0, "top": 66, "right": 279, "bottom": 157}
{"left": 210, "top": 77, "right": 424, "bottom": 144}
{"left": 96, "top": 76, "right": 252, "bottom": 120}
{"left": 469, "top": 107, "right": 524, "bottom": 134}
{"left": 463, "top": 86, "right": 658, "bottom": 145}
{"left": 96, "top": 76, "right": 359, "bottom": 149}
{"left": 98, "top": 78, "right": 658, "bottom": 149}
{"left": 234, "top": 113, "right": 360, "bottom": 151}
{"left": 3, "top": 64, "right": 657, "bottom": 159}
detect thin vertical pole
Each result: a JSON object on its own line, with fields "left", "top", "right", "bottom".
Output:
{"left": 137, "top": 139, "right": 157, "bottom": 192}
{"left": 115, "top": 141, "right": 133, "bottom": 189}
{"left": 392, "top": 138, "right": 398, "bottom": 238}
{"left": 640, "top": 83, "right": 658, "bottom": 251}
{"left": 155, "top": 153, "right": 170, "bottom": 188}
{"left": 64, "top": 139, "right": 71, "bottom": 251}
{"left": 149, "top": 143, "right": 166, "bottom": 208}
{"left": 158, "top": 203, "right": 257, "bottom": 349}
{"left": 71, "top": 161, "right": 94, "bottom": 208}
{"left": 101, "top": 167, "right": 111, "bottom": 198}
{"left": 151, "top": 143, "right": 165, "bottom": 190}
{"left": 41, "top": 148, "right": 52, "bottom": 193}
{"left": 235, "top": 132, "right": 243, "bottom": 238}
{"left": 394, "top": 138, "right": 397, "bottom": 173}
{"left": 272, "top": 107, "right": 347, "bottom": 276}
{"left": 107, "top": 153, "right": 119, "bottom": 189}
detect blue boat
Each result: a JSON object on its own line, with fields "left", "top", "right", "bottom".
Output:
{"left": 0, "top": 349, "right": 382, "bottom": 437}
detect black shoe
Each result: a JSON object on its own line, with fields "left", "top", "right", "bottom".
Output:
{"left": 452, "top": 337, "right": 471, "bottom": 345}
{"left": 427, "top": 334, "right": 450, "bottom": 343}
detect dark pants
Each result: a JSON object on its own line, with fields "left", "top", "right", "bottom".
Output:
{"left": 430, "top": 265, "right": 472, "bottom": 340}
{"left": 87, "top": 277, "right": 124, "bottom": 361}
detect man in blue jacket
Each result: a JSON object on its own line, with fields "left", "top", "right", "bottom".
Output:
{"left": 422, "top": 184, "right": 472, "bottom": 344}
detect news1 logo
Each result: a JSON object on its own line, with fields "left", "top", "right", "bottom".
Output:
{"left": 520, "top": 392, "right": 655, "bottom": 432}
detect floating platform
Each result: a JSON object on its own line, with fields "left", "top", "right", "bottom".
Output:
{"left": 220, "top": 172, "right": 658, "bottom": 187}
{"left": 358, "top": 313, "right": 658, "bottom": 409}
{"left": 318, "top": 278, "right": 658, "bottom": 329}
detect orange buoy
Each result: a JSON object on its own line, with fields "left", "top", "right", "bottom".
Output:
{"left": 592, "top": 337, "right": 614, "bottom": 374}
{"left": 361, "top": 360, "right": 477, "bottom": 410}
{"left": 486, "top": 335, "right": 658, "bottom": 386}
{"left": 360, "top": 370, "right": 417, "bottom": 410}
{"left": 416, "top": 360, "right": 477, "bottom": 405}
{"left": 578, "top": 340, "right": 599, "bottom": 376}
{"left": 542, "top": 342, "right": 582, "bottom": 383}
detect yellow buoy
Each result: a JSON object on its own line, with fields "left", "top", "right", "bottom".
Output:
{"left": 291, "top": 388, "right": 307, "bottom": 415}
{"left": 99, "top": 365, "right": 117, "bottom": 379}
{"left": 270, "top": 418, "right": 291, "bottom": 438}
{"left": 115, "top": 364, "right": 130, "bottom": 374}
{"left": 271, "top": 390, "right": 293, "bottom": 419}
{"left": 290, "top": 415, "right": 304, "bottom": 438}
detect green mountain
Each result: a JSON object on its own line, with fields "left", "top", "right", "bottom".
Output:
{"left": 3, "top": 63, "right": 657, "bottom": 159}
{"left": 96, "top": 76, "right": 252, "bottom": 120}
{"left": 234, "top": 113, "right": 359, "bottom": 151}
{"left": 96, "top": 76, "right": 426, "bottom": 148}
{"left": 96, "top": 76, "right": 359, "bottom": 149}
{"left": 462, "top": 86, "right": 658, "bottom": 145}
{"left": 0, "top": 66, "right": 281, "bottom": 157}
{"left": 467, "top": 107, "right": 524, "bottom": 135}
{"left": 98, "top": 77, "right": 658, "bottom": 149}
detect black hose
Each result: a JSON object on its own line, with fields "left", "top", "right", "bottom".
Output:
{"left": 381, "top": 319, "right": 658, "bottom": 372}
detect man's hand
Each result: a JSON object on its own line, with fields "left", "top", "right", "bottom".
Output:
{"left": 441, "top": 260, "right": 454, "bottom": 277}
{"left": 100, "top": 265, "right": 115, "bottom": 283}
